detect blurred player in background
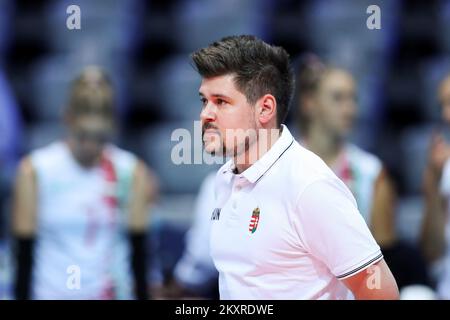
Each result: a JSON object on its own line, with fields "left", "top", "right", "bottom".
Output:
{"left": 296, "top": 54, "right": 429, "bottom": 292}
{"left": 0, "top": 69, "right": 24, "bottom": 299}
{"left": 168, "top": 171, "right": 218, "bottom": 299}
{"left": 11, "top": 66, "right": 157, "bottom": 299}
{"left": 295, "top": 55, "right": 396, "bottom": 248}
{"left": 422, "top": 73, "right": 450, "bottom": 299}
{"left": 158, "top": 172, "right": 218, "bottom": 299}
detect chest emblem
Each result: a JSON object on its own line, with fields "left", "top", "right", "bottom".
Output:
{"left": 248, "top": 207, "right": 260, "bottom": 234}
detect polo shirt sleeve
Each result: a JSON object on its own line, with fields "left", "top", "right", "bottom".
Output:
{"left": 295, "top": 177, "right": 383, "bottom": 280}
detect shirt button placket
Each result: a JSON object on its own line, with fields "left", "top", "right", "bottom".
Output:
{"left": 228, "top": 178, "right": 242, "bottom": 222}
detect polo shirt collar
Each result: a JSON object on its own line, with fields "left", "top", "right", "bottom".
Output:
{"left": 223, "top": 124, "right": 295, "bottom": 184}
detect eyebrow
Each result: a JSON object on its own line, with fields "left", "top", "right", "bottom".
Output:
{"left": 198, "top": 92, "right": 232, "bottom": 100}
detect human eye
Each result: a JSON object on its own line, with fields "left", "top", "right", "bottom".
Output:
{"left": 216, "top": 98, "right": 226, "bottom": 106}
{"left": 200, "top": 97, "right": 207, "bottom": 107}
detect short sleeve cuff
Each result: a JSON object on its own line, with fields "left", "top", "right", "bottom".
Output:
{"left": 335, "top": 251, "right": 384, "bottom": 280}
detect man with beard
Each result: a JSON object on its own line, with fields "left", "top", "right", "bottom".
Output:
{"left": 192, "top": 35, "right": 398, "bottom": 299}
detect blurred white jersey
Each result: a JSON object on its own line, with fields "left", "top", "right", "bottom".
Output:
{"left": 438, "top": 159, "right": 450, "bottom": 299}
{"left": 330, "top": 144, "right": 382, "bottom": 225}
{"left": 29, "top": 141, "right": 137, "bottom": 299}
{"left": 174, "top": 172, "right": 218, "bottom": 292}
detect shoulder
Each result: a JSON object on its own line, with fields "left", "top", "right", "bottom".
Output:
{"left": 282, "top": 141, "right": 339, "bottom": 194}
{"left": 105, "top": 144, "right": 150, "bottom": 182}
{"left": 346, "top": 143, "right": 382, "bottom": 177}
{"left": 29, "top": 140, "right": 66, "bottom": 171}
{"left": 106, "top": 144, "right": 139, "bottom": 167}
{"left": 107, "top": 144, "right": 159, "bottom": 188}
{"left": 284, "top": 143, "right": 358, "bottom": 208}
{"left": 16, "top": 155, "right": 35, "bottom": 179}
{"left": 17, "top": 142, "right": 64, "bottom": 181}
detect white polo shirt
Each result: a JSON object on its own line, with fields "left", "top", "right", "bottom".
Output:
{"left": 210, "top": 125, "right": 383, "bottom": 300}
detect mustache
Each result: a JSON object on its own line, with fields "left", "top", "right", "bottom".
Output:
{"left": 202, "top": 123, "right": 219, "bottom": 135}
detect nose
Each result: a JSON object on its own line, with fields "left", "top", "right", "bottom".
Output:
{"left": 200, "top": 101, "right": 217, "bottom": 123}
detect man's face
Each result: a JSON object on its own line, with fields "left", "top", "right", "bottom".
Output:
{"left": 313, "top": 70, "right": 357, "bottom": 139}
{"left": 439, "top": 76, "right": 450, "bottom": 125}
{"left": 68, "top": 115, "right": 114, "bottom": 168}
{"left": 199, "top": 74, "right": 258, "bottom": 157}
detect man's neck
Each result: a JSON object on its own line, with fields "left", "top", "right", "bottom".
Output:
{"left": 233, "top": 127, "right": 281, "bottom": 174}
{"left": 304, "top": 124, "right": 344, "bottom": 166}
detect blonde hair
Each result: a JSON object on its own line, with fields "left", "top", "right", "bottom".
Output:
{"left": 295, "top": 56, "right": 353, "bottom": 135}
{"left": 66, "top": 66, "right": 115, "bottom": 119}
{"left": 294, "top": 54, "right": 326, "bottom": 135}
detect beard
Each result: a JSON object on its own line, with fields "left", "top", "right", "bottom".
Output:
{"left": 202, "top": 123, "right": 256, "bottom": 159}
{"left": 207, "top": 136, "right": 252, "bottom": 158}
{"left": 202, "top": 122, "right": 224, "bottom": 156}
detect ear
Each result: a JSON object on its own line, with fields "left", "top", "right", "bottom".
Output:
{"left": 257, "top": 94, "right": 277, "bottom": 126}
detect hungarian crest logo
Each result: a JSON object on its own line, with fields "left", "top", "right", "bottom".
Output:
{"left": 249, "top": 207, "right": 260, "bottom": 234}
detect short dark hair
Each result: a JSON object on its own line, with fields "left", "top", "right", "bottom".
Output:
{"left": 191, "top": 35, "right": 295, "bottom": 127}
